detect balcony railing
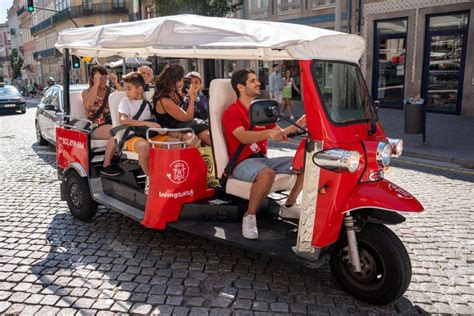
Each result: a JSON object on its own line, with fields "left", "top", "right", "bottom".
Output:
{"left": 17, "top": 6, "right": 26, "bottom": 17}
{"left": 249, "top": 7, "right": 269, "bottom": 19}
{"left": 31, "top": 3, "right": 130, "bottom": 36}
{"left": 278, "top": 1, "right": 302, "bottom": 14}
{"left": 33, "top": 48, "right": 61, "bottom": 60}
{"left": 312, "top": 0, "right": 336, "bottom": 9}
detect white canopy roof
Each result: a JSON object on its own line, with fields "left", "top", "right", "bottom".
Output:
{"left": 55, "top": 14, "right": 365, "bottom": 63}
{"left": 105, "top": 57, "right": 152, "bottom": 68}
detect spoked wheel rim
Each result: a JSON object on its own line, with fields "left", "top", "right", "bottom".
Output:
{"left": 338, "top": 242, "right": 386, "bottom": 292}
{"left": 35, "top": 122, "right": 42, "bottom": 143}
{"left": 69, "top": 182, "right": 83, "bottom": 209}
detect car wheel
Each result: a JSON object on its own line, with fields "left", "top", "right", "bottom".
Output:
{"left": 330, "top": 223, "right": 411, "bottom": 305}
{"left": 65, "top": 171, "right": 98, "bottom": 221}
{"left": 20, "top": 107, "right": 26, "bottom": 114}
{"left": 35, "top": 121, "right": 48, "bottom": 145}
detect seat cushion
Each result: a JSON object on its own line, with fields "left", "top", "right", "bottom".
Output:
{"left": 226, "top": 174, "right": 297, "bottom": 200}
{"left": 91, "top": 139, "right": 108, "bottom": 148}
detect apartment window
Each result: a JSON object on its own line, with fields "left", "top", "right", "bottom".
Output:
{"left": 145, "top": 5, "right": 154, "bottom": 19}
{"left": 312, "top": 0, "right": 335, "bottom": 9}
{"left": 82, "top": 0, "right": 92, "bottom": 10}
{"left": 278, "top": 0, "right": 301, "bottom": 14}
{"left": 56, "top": 0, "right": 70, "bottom": 12}
{"left": 113, "top": 0, "right": 124, "bottom": 8}
{"left": 249, "top": 0, "right": 269, "bottom": 19}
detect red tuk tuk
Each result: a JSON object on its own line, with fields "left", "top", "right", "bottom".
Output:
{"left": 54, "top": 15, "right": 423, "bottom": 305}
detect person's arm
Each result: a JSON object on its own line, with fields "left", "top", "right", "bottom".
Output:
{"left": 281, "top": 115, "right": 306, "bottom": 135}
{"left": 119, "top": 113, "right": 161, "bottom": 128}
{"left": 160, "top": 82, "right": 201, "bottom": 121}
{"left": 109, "top": 73, "right": 124, "bottom": 91}
{"left": 82, "top": 73, "right": 101, "bottom": 109}
{"left": 233, "top": 126, "right": 287, "bottom": 144}
{"left": 291, "top": 78, "right": 300, "bottom": 93}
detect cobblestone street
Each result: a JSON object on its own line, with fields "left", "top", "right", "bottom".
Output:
{"left": 0, "top": 105, "right": 473, "bottom": 315}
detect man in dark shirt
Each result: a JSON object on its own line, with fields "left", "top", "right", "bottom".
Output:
{"left": 222, "top": 69, "right": 306, "bottom": 239}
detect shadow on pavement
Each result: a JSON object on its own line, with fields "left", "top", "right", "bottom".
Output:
{"left": 27, "top": 209, "right": 426, "bottom": 313}
{"left": 31, "top": 143, "right": 56, "bottom": 168}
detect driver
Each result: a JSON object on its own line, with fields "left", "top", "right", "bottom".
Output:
{"left": 222, "top": 69, "right": 306, "bottom": 240}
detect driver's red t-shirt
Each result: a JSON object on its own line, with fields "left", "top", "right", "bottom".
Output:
{"left": 222, "top": 99, "right": 276, "bottom": 164}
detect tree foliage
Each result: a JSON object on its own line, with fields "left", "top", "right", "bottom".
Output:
{"left": 154, "top": 0, "right": 242, "bottom": 17}
{"left": 10, "top": 49, "right": 24, "bottom": 81}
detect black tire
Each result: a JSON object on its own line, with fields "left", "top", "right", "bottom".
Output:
{"left": 35, "top": 121, "right": 48, "bottom": 145}
{"left": 20, "top": 108, "right": 26, "bottom": 114}
{"left": 65, "top": 171, "right": 98, "bottom": 221}
{"left": 329, "top": 223, "right": 411, "bottom": 305}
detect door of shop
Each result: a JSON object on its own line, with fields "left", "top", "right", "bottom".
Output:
{"left": 421, "top": 12, "right": 470, "bottom": 115}
{"left": 372, "top": 19, "right": 408, "bottom": 109}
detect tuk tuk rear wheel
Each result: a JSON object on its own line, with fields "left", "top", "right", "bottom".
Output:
{"left": 65, "top": 171, "right": 98, "bottom": 221}
{"left": 329, "top": 223, "right": 411, "bottom": 305}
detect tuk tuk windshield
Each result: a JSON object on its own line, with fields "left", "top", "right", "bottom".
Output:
{"left": 313, "top": 61, "right": 373, "bottom": 125}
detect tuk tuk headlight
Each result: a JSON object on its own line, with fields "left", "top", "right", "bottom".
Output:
{"left": 313, "top": 149, "right": 360, "bottom": 173}
{"left": 376, "top": 142, "right": 392, "bottom": 167}
{"left": 388, "top": 138, "right": 403, "bottom": 157}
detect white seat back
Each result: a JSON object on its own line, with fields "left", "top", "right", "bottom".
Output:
{"left": 208, "top": 79, "right": 237, "bottom": 180}
{"left": 69, "top": 91, "right": 88, "bottom": 129}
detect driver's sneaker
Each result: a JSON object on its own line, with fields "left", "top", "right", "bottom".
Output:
{"left": 279, "top": 203, "right": 301, "bottom": 219}
{"left": 100, "top": 165, "right": 121, "bottom": 177}
{"left": 242, "top": 214, "right": 258, "bottom": 240}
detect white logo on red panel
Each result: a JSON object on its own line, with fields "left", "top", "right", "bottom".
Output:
{"left": 166, "top": 160, "right": 189, "bottom": 184}
{"left": 388, "top": 183, "right": 414, "bottom": 200}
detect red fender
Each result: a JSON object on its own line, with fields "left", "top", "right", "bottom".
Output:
{"left": 341, "top": 179, "right": 424, "bottom": 214}
{"left": 312, "top": 179, "right": 423, "bottom": 248}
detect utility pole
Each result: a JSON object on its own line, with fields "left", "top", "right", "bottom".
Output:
{"left": 335, "top": 0, "right": 342, "bottom": 32}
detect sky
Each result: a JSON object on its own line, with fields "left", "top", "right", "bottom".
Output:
{"left": 0, "top": 0, "right": 14, "bottom": 24}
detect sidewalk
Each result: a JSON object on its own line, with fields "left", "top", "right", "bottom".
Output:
{"left": 274, "top": 101, "right": 474, "bottom": 169}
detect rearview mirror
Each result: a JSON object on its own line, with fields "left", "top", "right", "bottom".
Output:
{"left": 249, "top": 99, "right": 279, "bottom": 126}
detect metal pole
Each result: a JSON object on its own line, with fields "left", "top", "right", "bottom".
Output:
{"left": 63, "top": 48, "right": 70, "bottom": 115}
{"left": 335, "top": 0, "right": 342, "bottom": 32}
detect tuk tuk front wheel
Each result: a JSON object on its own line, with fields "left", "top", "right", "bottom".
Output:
{"left": 329, "top": 223, "right": 411, "bottom": 305}
{"left": 65, "top": 171, "right": 98, "bottom": 221}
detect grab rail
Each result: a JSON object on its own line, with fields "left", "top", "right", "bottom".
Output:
{"left": 146, "top": 128, "right": 195, "bottom": 149}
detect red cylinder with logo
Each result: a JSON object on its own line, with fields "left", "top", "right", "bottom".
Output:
{"left": 142, "top": 147, "right": 214, "bottom": 229}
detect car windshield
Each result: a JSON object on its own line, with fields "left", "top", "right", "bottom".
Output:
{"left": 313, "top": 61, "right": 373, "bottom": 125}
{"left": 0, "top": 86, "right": 21, "bottom": 96}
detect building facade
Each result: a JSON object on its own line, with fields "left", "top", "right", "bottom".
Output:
{"left": 362, "top": 0, "right": 474, "bottom": 116}
{"left": 30, "top": 0, "right": 132, "bottom": 85}
{"left": 17, "top": 0, "right": 38, "bottom": 86}
{"left": 0, "top": 23, "right": 11, "bottom": 82}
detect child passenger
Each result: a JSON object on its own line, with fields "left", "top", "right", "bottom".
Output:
{"left": 118, "top": 72, "right": 178, "bottom": 191}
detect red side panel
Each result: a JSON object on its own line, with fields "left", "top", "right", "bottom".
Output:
{"left": 292, "top": 139, "right": 306, "bottom": 172}
{"left": 142, "top": 147, "right": 214, "bottom": 229}
{"left": 342, "top": 179, "right": 424, "bottom": 213}
{"left": 56, "top": 127, "right": 88, "bottom": 175}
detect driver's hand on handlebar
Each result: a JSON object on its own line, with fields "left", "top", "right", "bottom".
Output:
{"left": 268, "top": 130, "right": 288, "bottom": 142}
{"left": 296, "top": 115, "right": 306, "bottom": 126}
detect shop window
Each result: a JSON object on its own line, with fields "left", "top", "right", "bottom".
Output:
{"left": 428, "top": 12, "right": 469, "bottom": 31}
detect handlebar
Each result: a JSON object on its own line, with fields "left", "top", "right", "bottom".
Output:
{"left": 287, "top": 130, "right": 307, "bottom": 139}
{"left": 57, "top": 114, "right": 93, "bottom": 133}
{"left": 146, "top": 127, "right": 196, "bottom": 149}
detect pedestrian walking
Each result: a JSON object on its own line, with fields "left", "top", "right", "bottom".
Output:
{"left": 281, "top": 70, "right": 300, "bottom": 119}
{"left": 268, "top": 64, "right": 282, "bottom": 104}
